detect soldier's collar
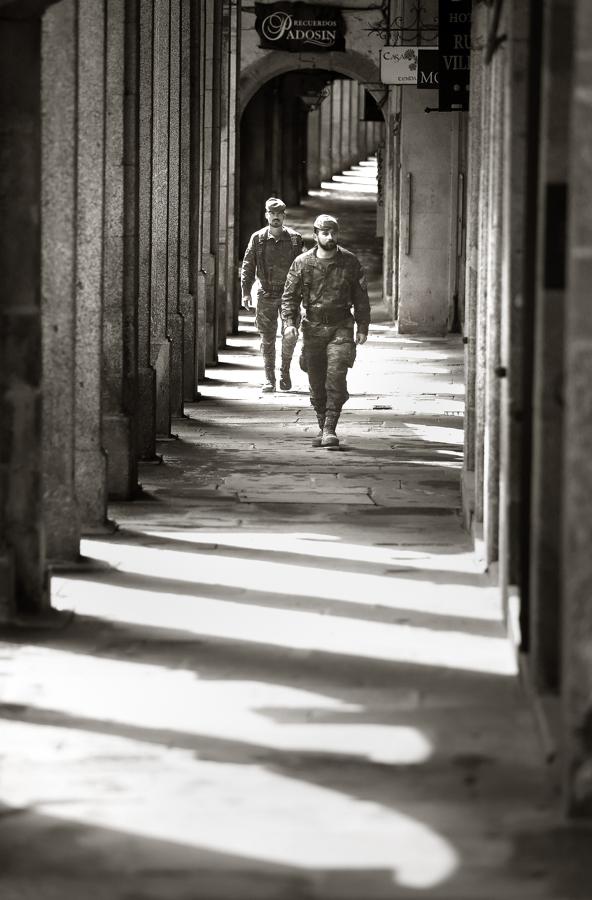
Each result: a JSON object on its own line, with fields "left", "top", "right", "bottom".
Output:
{"left": 265, "top": 226, "right": 288, "bottom": 240}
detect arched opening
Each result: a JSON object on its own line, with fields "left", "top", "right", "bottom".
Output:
{"left": 238, "top": 69, "right": 385, "bottom": 255}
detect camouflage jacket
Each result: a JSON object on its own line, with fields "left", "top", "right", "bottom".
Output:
{"left": 280, "top": 246, "right": 371, "bottom": 334}
{"left": 240, "top": 226, "right": 304, "bottom": 298}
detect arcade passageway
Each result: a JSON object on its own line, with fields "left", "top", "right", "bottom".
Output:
{"left": 2, "top": 177, "right": 592, "bottom": 898}
{"left": 3, "top": 0, "right": 592, "bottom": 894}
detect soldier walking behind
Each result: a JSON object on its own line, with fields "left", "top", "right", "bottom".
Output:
{"left": 281, "top": 214, "right": 371, "bottom": 449}
{"left": 240, "top": 197, "right": 304, "bottom": 392}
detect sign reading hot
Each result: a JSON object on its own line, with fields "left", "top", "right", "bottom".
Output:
{"left": 255, "top": 2, "right": 346, "bottom": 53}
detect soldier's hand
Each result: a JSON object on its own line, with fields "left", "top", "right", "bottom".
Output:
{"left": 284, "top": 325, "right": 298, "bottom": 339}
{"left": 356, "top": 332, "right": 368, "bottom": 345}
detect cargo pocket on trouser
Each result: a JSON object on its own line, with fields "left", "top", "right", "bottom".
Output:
{"left": 299, "top": 350, "right": 308, "bottom": 373}
{"left": 331, "top": 333, "right": 356, "bottom": 368}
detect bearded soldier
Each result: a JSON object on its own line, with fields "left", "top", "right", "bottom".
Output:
{"left": 281, "top": 213, "right": 371, "bottom": 448}
{"left": 240, "top": 197, "right": 304, "bottom": 392}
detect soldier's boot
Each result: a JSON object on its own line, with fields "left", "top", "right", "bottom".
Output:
{"left": 321, "top": 412, "right": 340, "bottom": 449}
{"left": 262, "top": 365, "right": 276, "bottom": 392}
{"left": 311, "top": 412, "right": 325, "bottom": 447}
{"left": 261, "top": 348, "right": 276, "bottom": 392}
{"left": 279, "top": 363, "right": 292, "bottom": 392}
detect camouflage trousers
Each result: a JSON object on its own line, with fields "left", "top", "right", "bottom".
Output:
{"left": 255, "top": 295, "right": 298, "bottom": 371}
{"left": 299, "top": 320, "right": 356, "bottom": 417}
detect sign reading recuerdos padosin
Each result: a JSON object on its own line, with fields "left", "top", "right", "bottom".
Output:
{"left": 255, "top": 2, "right": 346, "bottom": 53}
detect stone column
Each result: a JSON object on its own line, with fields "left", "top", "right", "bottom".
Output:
{"left": 474, "top": 15, "right": 492, "bottom": 526}
{"left": 0, "top": 14, "right": 45, "bottom": 614}
{"left": 281, "top": 89, "right": 300, "bottom": 206}
{"left": 358, "top": 86, "right": 368, "bottom": 161}
{"left": 102, "top": 0, "right": 136, "bottom": 498}
{"left": 350, "top": 79, "right": 360, "bottom": 164}
{"left": 41, "top": 0, "right": 80, "bottom": 560}
{"left": 341, "top": 79, "right": 351, "bottom": 170}
{"left": 483, "top": 51, "right": 505, "bottom": 566}
{"left": 122, "top": 0, "right": 140, "bottom": 457}
{"left": 498, "top": 0, "right": 530, "bottom": 611}
{"left": 167, "top": 0, "right": 185, "bottom": 417}
{"left": 463, "top": 3, "right": 487, "bottom": 495}
{"left": 529, "top": 0, "right": 574, "bottom": 690}
{"left": 330, "top": 80, "right": 342, "bottom": 175}
{"left": 397, "top": 85, "right": 455, "bottom": 335}
{"left": 562, "top": 0, "right": 592, "bottom": 819}
{"left": 226, "top": 0, "right": 240, "bottom": 337}
{"left": 196, "top": 0, "right": 217, "bottom": 372}
{"left": 75, "top": 0, "right": 109, "bottom": 530}
{"left": 216, "top": 0, "right": 231, "bottom": 351}
{"left": 319, "top": 90, "right": 332, "bottom": 181}
{"left": 150, "top": 0, "right": 172, "bottom": 436}
{"left": 136, "top": 0, "right": 156, "bottom": 457}
{"left": 181, "top": 0, "right": 197, "bottom": 401}
{"left": 307, "top": 107, "right": 321, "bottom": 190}
{"left": 382, "top": 88, "right": 399, "bottom": 318}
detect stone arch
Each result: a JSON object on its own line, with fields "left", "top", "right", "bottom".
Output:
{"left": 239, "top": 49, "right": 386, "bottom": 117}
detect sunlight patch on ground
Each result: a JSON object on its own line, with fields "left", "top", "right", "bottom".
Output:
{"left": 81, "top": 536, "right": 502, "bottom": 619}
{"left": 143, "top": 530, "right": 481, "bottom": 574}
{"left": 0, "top": 647, "right": 431, "bottom": 765}
{"left": 319, "top": 181, "right": 378, "bottom": 194}
{"left": 1, "top": 719, "right": 458, "bottom": 888}
{"left": 50, "top": 540, "right": 518, "bottom": 676}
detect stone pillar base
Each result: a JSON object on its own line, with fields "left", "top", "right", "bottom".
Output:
{"left": 137, "top": 365, "right": 157, "bottom": 459}
{"left": 75, "top": 447, "right": 108, "bottom": 531}
{"left": 181, "top": 292, "right": 198, "bottom": 401}
{"left": 44, "top": 489, "right": 80, "bottom": 562}
{"left": 81, "top": 521, "right": 118, "bottom": 536}
{"left": 154, "top": 338, "right": 172, "bottom": 437}
{"left": 103, "top": 412, "right": 136, "bottom": 500}
{"left": 0, "top": 554, "right": 15, "bottom": 622}
{"left": 168, "top": 311, "right": 185, "bottom": 418}
{"left": 196, "top": 272, "right": 208, "bottom": 380}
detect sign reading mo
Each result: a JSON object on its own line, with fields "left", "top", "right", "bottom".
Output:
{"left": 255, "top": 2, "right": 346, "bottom": 52}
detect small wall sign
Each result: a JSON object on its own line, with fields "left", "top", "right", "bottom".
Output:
{"left": 380, "top": 47, "right": 418, "bottom": 85}
{"left": 255, "top": 2, "right": 346, "bottom": 53}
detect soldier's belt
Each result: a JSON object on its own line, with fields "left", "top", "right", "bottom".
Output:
{"left": 305, "top": 307, "right": 351, "bottom": 325}
{"left": 259, "top": 286, "right": 283, "bottom": 299}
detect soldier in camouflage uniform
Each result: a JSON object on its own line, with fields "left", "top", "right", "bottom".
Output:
{"left": 240, "top": 197, "right": 304, "bottom": 392}
{"left": 281, "top": 214, "right": 371, "bottom": 448}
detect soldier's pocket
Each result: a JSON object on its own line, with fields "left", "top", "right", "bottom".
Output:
{"left": 334, "top": 335, "right": 356, "bottom": 368}
{"left": 299, "top": 350, "right": 309, "bottom": 373}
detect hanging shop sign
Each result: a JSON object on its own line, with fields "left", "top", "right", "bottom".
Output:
{"left": 379, "top": 47, "right": 418, "bottom": 84}
{"left": 255, "top": 3, "right": 346, "bottom": 53}
{"left": 380, "top": 47, "right": 439, "bottom": 88}
{"left": 438, "top": 0, "right": 471, "bottom": 110}
{"left": 417, "top": 49, "right": 439, "bottom": 89}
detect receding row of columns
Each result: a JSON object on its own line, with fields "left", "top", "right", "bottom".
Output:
{"left": 306, "top": 79, "right": 382, "bottom": 191}
{"left": 0, "top": 0, "right": 240, "bottom": 617}
{"left": 463, "top": 0, "right": 592, "bottom": 817}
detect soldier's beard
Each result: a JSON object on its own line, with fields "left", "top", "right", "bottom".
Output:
{"left": 317, "top": 237, "right": 336, "bottom": 250}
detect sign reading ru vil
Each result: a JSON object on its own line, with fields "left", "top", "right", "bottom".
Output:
{"left": 438, "top": 0, "right": 472, "bottom": 111}
{"left": 255, "top": 2, "right": 346, "bottom": 52}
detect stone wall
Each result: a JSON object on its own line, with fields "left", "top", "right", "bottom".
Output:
{"left": 0, "top": 0, "right": 240, "bottom": 615}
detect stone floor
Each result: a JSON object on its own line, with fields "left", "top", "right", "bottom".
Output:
{"left": 1, "top": 177, "right": 591, "bottom": 899}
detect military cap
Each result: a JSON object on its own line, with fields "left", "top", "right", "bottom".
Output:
{"left": 313, "top": 213, "right": 339, "bottom": 230}
{"left": 265, "top": 197, "right": 286, "bottom": 212}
